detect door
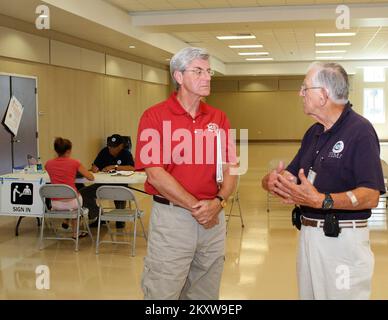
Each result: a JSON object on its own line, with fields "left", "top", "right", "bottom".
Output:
{"left": 0, "top": 75, "right": 12, "bottom": 175}
{"left": 11, "top": 77, "right": 38, "bottom": 169}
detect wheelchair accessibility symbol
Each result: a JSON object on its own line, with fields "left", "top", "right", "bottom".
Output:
{"left": 11, "top": 183, "right": 33, "bottom": 205}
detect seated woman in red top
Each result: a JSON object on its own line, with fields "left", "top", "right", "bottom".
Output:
{"left": 45, "top": 137, "right": 94, "bottom": 239}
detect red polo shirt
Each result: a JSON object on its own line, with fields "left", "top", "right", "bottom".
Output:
{"left": 135, "top": 92, "right": 236, "bottom": 200}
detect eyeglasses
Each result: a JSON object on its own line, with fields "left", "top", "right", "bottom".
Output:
{"left": 300, "top": 85, "right": 323, "bottom": 96}
{"left": 183, "top": 68, "right": 215, "bottom": 77}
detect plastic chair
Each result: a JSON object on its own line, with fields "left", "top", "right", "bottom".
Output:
{"left": 39, "top": 184, "right": 92, "bottom": 251}
{"left": 226, "top": 175, "right": 244, "bottom": 231}
{"left": 95, "top": 186, "right": 147, "bottom": 256}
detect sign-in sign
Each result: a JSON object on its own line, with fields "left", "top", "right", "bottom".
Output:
{"left": 0, "top": 179, "right": 44, "bottom": 216}
{"left": 11, "top": 183, "right": 33, "bottom": 205}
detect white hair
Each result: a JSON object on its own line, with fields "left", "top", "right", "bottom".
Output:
{"left": 170, "top": 47, "right": 210, "bottom": 90}
{"left": 308, "top": 62, "right": 349, "bottom": 104}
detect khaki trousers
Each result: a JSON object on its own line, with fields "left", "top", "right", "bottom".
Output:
{"left": 297, "top": 223, "right": 374, "bottom": 300}
{"left": 142, "top": 202, "right": 226, "bottom": 300}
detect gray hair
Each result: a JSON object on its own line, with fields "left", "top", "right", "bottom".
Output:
{"left": 308, "top": 62, "right": 349, "bottom": 104}
{"left": 170, "top": 47, "right": 210, "bottom": 90}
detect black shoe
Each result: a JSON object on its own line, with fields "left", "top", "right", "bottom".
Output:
{"left": 115, "top": 221, "right": 125, "bottom": 229}
{"left": 89, "top": 219, "right": 106, "bottom": 228}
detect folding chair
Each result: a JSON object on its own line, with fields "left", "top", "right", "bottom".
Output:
{"left": 226, "top": 175, "right": 244, "bottom": 231}
{"left": 95, "top": 186, "right": 147, "bottom": 256}
{"left": 39, "top": 184, "right": 93, "bottom": 251}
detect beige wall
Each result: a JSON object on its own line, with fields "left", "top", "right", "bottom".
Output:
{"left": 0, "top": 56, "right": 169, "bottom": 167}
{"left": 207, "top": 77, "right": 315, "bottom": 140}
{"left": 207, "top": 76, "right": 360, "bottom": 141}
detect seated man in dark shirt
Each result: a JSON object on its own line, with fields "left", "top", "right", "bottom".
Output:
{"left": 80, "top": 134, "right": 135, "bottom": 228}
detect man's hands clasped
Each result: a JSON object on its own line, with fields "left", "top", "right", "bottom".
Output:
{"left": 191, "top": 199, "right": 222, "bottom": 230}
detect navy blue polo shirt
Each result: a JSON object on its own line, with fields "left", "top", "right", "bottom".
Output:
{"left": 287, "top": 103, "right": 385, "bottom": 220}
{"left": 93, "top": 147, "right": 134, "bottom": 171}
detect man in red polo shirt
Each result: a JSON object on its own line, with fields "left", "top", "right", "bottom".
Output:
{"left": 135, "top": 47, "right": 237, "bottom": 300}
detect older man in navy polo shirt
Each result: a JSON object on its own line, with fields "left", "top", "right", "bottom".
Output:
{"left": 262, "top": 62, "right": 385, "bottom": 299}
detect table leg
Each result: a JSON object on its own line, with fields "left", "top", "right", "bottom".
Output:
{"left": 15, "top": 216, "right": 23, "bottom": 236}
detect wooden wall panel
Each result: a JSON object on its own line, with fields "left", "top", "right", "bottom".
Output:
{"left": 50, "top": 40, "right": 81, "bottom": 70}
{"left": 106, "top": 55, "right": 142, "bottom": 80}
{"left": 142, "top": 65, "right": 169, "bottom": 85}
{"left": 0, "top": 26, "right": 49, "bottom": 64}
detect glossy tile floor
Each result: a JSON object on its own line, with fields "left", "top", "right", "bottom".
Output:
{"left": 0, "top": 143, "right": 387, "bottom": 300}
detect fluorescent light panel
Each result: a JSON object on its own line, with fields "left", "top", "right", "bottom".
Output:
{"left": 316, "top": 50, "right": 346, "bottom": 53}
{"left": 238, "top": 52, "right": 269, "bottom": 56}
{"left": 246, "top": 58, "right": 273, "bottom": 61}
{"left": 229, "top": 45, "right": 263, "bottom": 48}
{"left": 315, "top": 32, "right": 356, "bottom": 37}
{"left": 217, "top": 35, "right": 256, "bottom": 40}
{"left": 316, "top": 43, "right": 351, "bottom": 46}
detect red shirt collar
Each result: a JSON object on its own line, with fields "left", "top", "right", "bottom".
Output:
{"left": 168, "top": 92, "right": 209, "bottom": 116}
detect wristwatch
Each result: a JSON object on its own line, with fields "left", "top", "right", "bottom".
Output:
{"left": 215, "top": 195, "right": 227, "bottom": 208}
{"left": 322, "top": 193, "right": 334, "bottom": 210}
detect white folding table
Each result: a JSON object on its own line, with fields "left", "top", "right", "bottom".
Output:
{"left": 0, "top": 171, "right": 147, "bottom": 235}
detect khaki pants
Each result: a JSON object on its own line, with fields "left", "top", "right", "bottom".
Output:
{"left": 142, "top": 202, "right": 226, "bottom": 300}
{"left": 297, "top": 223, "right": 374, "bottom": 300}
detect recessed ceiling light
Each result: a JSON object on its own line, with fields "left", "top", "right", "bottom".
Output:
{"left": 128, "top": 45, "right": 136, "bottom": 49}
{"left": 245, "top": 58, "right": 273, "bottom": 61}
{"left": 229, "top": 45, "right": 263, "bottom": 48}
{"left": 316, "top": 43, "right": 351, "bottom": 46}
{"left": 238, "top": 52, "right": 269, "bottom": 56}
{"left": 315, "top": 56, "right": 343, "bottom": 60}
{"left": 316, "top": 50, "right": 346, "bottom": 53}
{"left": 39, "top": 15, "right": 48, "bottom": 18}
{"left": 217, "top": 35, "right": 256, "bottom": 40}
{"left": 315, "top": 32, "right": 356, "bottom": 37}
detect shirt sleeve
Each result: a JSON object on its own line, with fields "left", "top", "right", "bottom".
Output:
{"left": 121, "top": 150, "right": 135, "bottom": 167}
{"left": 93, "top": 149, "right": 105, "bottom": 171}
{"left": 286, "top": 124, "right": 316, "bottom": 176}
{"left": 135, "top": 111, "right": 164, "bottom": 171}
{"left": 286, "top": 147, "right": 303, "bottom": 177}
{"left": 352, "top": 128, "right": 386, "bottom": 194}
{"left": 74, "top": 159, "right": 81, "bottom": 170}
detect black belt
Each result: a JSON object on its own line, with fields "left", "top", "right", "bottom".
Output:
{"left": 153, "top": 196, "right": 184, "bottom": 209}
{"left": 301, "top": 216, "right": 368, "bottom": 228}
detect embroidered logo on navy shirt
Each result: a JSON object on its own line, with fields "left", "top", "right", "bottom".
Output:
{"left": 328, "top": 140, "right": 344, "bottom": 159}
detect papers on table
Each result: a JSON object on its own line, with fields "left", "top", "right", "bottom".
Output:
{"left": 110, "top": 171, "right": 135, "bottom": 176}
